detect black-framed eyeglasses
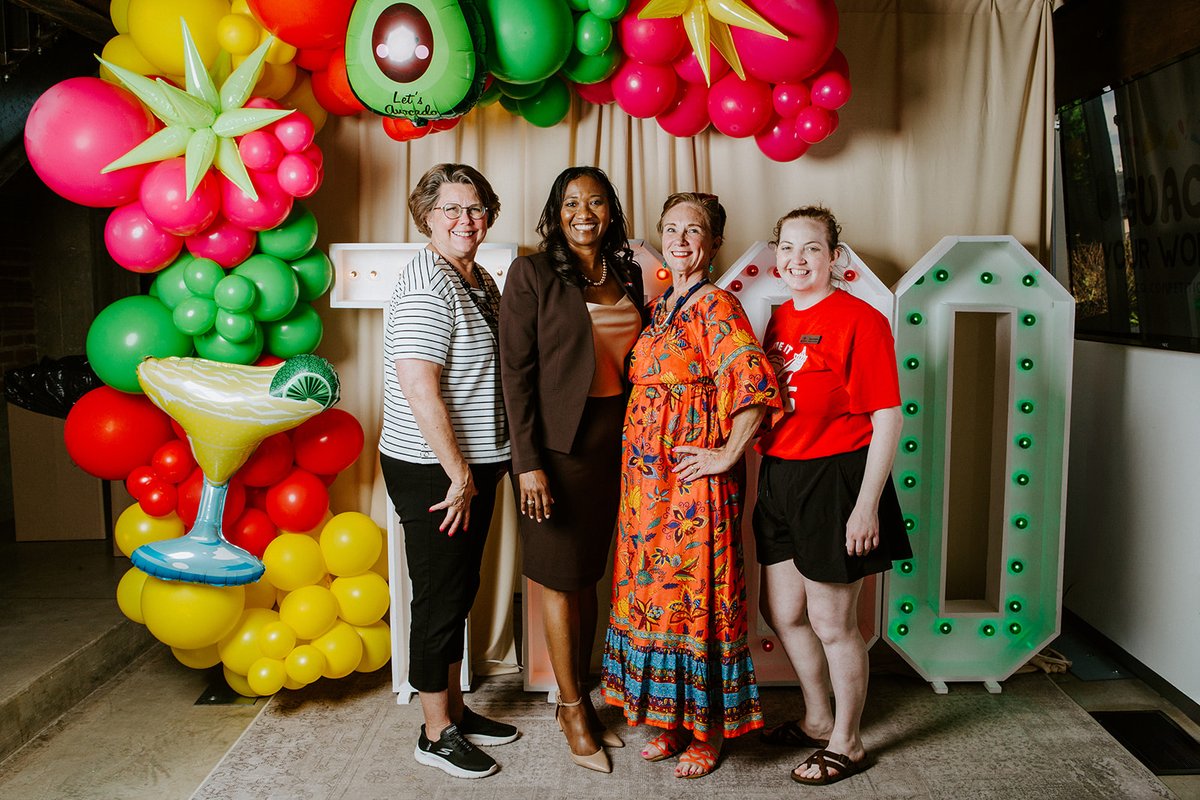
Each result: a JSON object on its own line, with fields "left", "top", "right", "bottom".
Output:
{"left": 434, "top": 203, "right": 487, "bottom": 220}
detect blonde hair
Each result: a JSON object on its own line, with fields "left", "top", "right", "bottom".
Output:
{"left": 408, "top": 163, "right": 501, "bottom": 237}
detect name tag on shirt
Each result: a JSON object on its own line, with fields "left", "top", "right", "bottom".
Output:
{"left": 800, "top": 334, "right": 822, "bottom": 344}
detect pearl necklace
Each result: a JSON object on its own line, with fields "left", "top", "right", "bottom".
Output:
{"left": 581, "top": 256, "right": 608, "bottom": 287}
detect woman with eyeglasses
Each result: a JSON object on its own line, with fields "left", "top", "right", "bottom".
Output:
{"left": 753, "top": 206, "right": 910, "bottom": 786}
{"left": 379, "top": 163, "right": 518, "bottom": 780}
{"left": 602, "top": 192, "right": 780, "bottom": 778}
{"left": 499, "top": 166, "right": 648, "bottom": 774}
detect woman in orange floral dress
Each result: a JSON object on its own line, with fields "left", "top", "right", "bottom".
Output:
{"left": 602, "top": 193, "right": 780, "bottom": 778}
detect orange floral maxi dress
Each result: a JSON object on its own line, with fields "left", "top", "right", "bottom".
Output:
{"left": 601, "top": 288, "right": 780, "bottom": 741}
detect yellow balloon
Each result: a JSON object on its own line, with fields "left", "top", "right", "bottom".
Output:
{"left": 283, "top": 675, "right": 305, "bottom": 690}
{"left": 247, "top": 656, "right": 287, "bottom": 695}
{"left": 111, "top": 0, "right": 131, "bottom": 33}
{"left": 284, "top": 644, "right": 326, "bottom": 685}
{"left": 261, "top": 30, "right": 297, "bottom": 65}
{"left": 312, "top": 621, "right": 364, "bottom": 679}
{"left": 330, "top": 573, "right": 390, "bottom": 626}
{"left": 218, "top": 607, "right": 280, "bottom": 675}
{"left": 116, "top": 567, "right": 150, "bottom": 623}
{"left": 320, "top": 513, "right": 383, "bottom": 577}
{"left": 259, "top": 620, "right": 297, "bottom": 659}
{"left": 282, "top": 74, "right": 328, "bottom": 135}
{"left": 224, "top": 665, "right": 260, "bottom": 697}
{"left": 262, "top": 533, "right": 326, "bottom": 591}
{"left": 172, "top": 643, "right": 221, "bottom": 669}
{"left": 127, "top": 0, "right": 231, "bottom": 76}
{"left": 230, "top": 0, "right": 251, "bottom": 14}
{"left": 371, "top": 538, "right": 390, "bottom": 581}
{"left": 217, "top": 13, "right": 261, "bottom": 56}
{"left": 354, "top": 621, "right": 392, "bottom": 673}
{"left": 254, "top": 61, "right": 297, "bottom": 100}
{"left": 141, "top": 577, "right": 245, "bottom": 650}
{"left": 244, "top": 576, "right": 278, "bottom": 609}
{"left": 115, "top": 504, "right": 185, "bottom": 558}
{"left": 279, "top": 584, "right": 338, "bottom": 640}
{"left": 100, "top": 34, "right": 161, "bottom": 82}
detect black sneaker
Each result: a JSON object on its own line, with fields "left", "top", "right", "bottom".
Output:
{"left": 414, "top": 723, "right": 498, "bottom": 779}
{"left": 459, "top": 707, "right": 520, "bottom": 746}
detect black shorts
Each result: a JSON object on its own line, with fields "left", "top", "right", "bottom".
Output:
{"left": 752, "top": 447, "right": 912, "bottom": 584}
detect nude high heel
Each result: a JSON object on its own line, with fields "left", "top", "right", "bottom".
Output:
{"left": 556, "top": 697, "right": 611, "bottom": 773}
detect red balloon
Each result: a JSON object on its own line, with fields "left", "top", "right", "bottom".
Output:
{"left": 810, "top": 70, "right": 852, "bottom": 110}
{"left": 773, "top": 82, "right": 811, "bottom": 117}
{"left": 295, "top": 47, "right": 334, "bottom": 72}
{"left": 226, "top": 508, "right": 279, "bottom": 557}
{"left": 138, "top": 158, "right": 221, "bottom": 236}
{"left": 613, "top": 60, "right": 677, "bottom": 119}
{"left": 177, "top": 468, "right": 246, "bottom": 528}
{"left": 311, "top": 51, "right": 367, "bottom": 116}
{"left": 291, "top": 409, "right": 365, "bottom": 475}
{"left": 821, "top": 47, "right": 851, "bottom": 79}
{"left": 170, "top": 420, "right": 187, "bottom": 440}
{"left": 707, "top": 73, "right": 773, "bottom": 138}
{"left": 755, "top": 113, "right": 811, "bottom": 162}
{"left": 139, "top": 480, "right": 178, "bottom": 518}
{"left": 238, "top": 432, "right": 295, "bottom": 487}
{"left": 731, "top": 0, "right": 839, "bottom": 82}
{"left": 254, "top": 354, "right": 285, "bottom": 367}
{"left": 620, "top": 0, "right": 687, "bottom": 64}
{"left": 185, "top": 216, "right": 257, "bottom": 268}
{"left": 265, "top": 468, "right": 329, "bottom": 532}
{"left": 655, "top": 81, "right": 710, "bottom": 138}
{"left": 220, "top": 170, "right": 293, "bottom": 232}
{"left": 245, "top": 485, "right": 270, "bottom": 511}
{"left": 151, "top": 438, "right": 196, "bottom": 484}
{"left": 381, "top": 117, "right": 430, "bottom": 142}
{"left": 429, "top": 116, "right": 461, "bottom": 132}
{"left": 573, "top": 78, "right": 615, "bottom": 105}
{"left": 795, "top": 105, "right": 834, "bottom": 143}
{"left": 246, "top": 0, "right": 355, "bottom": 50}
{"left": 673, "top": 45, "right": 730, "bottom": 86}
{"left": 64, "top": 387, "right": 175, "bottom": 480}
{"left": 126, "top": 465, "right": 157, "bottom": 500}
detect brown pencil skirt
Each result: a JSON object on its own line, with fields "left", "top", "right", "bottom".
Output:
{"left": 518, "top": 394, "right": 625, "bottom": 592}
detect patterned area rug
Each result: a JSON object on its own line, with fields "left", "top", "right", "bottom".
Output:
{"left": 193, "top": 670, "right": 1171, "bottom": 800}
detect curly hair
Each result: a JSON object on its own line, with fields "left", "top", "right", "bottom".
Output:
{"left": 535, "top": 166, "right": 635, "bottom": 288}
{"left": 408, "top": 163, "right": 501, "bottom": 237}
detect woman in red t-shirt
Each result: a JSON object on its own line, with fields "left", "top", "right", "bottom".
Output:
{"left": 753, "top": 206, "right": 911, "bottom": 786}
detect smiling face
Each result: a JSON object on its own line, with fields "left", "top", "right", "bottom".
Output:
{"left": 660, "top": 202, "right": 717, "bottom": 282}
{"left": 426, "top": 182, "right": 488, "bottom": 268}
{"left": 559, "top": 175, "right": 611, "bottom": 254}
{"left": 775, "top": 217, "right": 837, "bottom": 300}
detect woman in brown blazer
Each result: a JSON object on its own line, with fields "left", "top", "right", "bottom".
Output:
{"left": 499, "top": 166, "right": 647, "bottom": 773}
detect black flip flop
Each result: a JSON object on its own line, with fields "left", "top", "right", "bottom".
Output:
{"left": 790, "top": 748, "right": 872, "bottom": 785}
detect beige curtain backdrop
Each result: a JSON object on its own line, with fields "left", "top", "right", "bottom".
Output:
{"left": 306, "top": 0, "right": 1058, "bottom": 676}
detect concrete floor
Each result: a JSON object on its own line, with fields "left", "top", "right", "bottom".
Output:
{"left": 0, "top": 538, "right": 1197, "bottom": 799}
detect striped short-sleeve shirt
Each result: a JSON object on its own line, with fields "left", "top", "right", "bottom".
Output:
{"left": 379, "top": 248, "right": 510, "bottom": 464}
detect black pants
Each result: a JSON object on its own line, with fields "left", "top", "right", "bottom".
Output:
{"left": 380, "top": 454, "right": 507, "bottom": 692}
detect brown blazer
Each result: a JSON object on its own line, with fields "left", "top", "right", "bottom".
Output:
{"left": 499, "top": 251, "right": 647, "bottom": 475}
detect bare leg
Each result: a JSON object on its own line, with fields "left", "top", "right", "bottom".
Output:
{"left": 760, "top": 561, "right": 834, "bottom": 740}
{"left": 542, "top": 584, "right": 601, "bottom": 757}
{"left": 794, "top": 577, "right": 867, "bottom": 780}
{"left": 419, "top": 661, "right": 464, "bottom": 739}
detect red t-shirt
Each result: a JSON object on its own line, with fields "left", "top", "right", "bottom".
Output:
{"left": 757, "top": 290, "right": 900, "bottom": 460}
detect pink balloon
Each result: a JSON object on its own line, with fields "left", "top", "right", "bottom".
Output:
{"left": 730, "top": 0, "right": 839, "bottom": 83}
{"left": 139, "top": 158, "right": 220, "bottom": 237}
{"left": 620, "top": 0, "right": 687, "bottom": 64}
{"left": 795, "top": 104, "right": 834, "bottom": 144}
{"left": 707, "top": 73, "right": 773, "bottom": 139}
{"left": 24, "top": 77, "right": 160, "bottom": 208}
{"left": 822, "top": 47, "right": 851, "bottom": 79}
{"left": 220, "top": 171, "right": 294, "bottom": 231}
{"left": 612, "top": 60, "right": 678, "bottom": 119}
{"left": 656, "top": 82, "right": 710, "bottom": 137}
{"left": 276, "top": 153, "right": 321, "bottom": 198}
{"left": 104, "top": 202, "right": 183, "bottom": 273}
{"left": 773, "top": 82, "right": 811, "bottom": 117}
{"left": 239, "top": 131, "right": 284, "bottom": 171}
{"left": 302, "top": 144, "right": 324, "bottom": 171}
{"left": 811, "top": 70, "right": 852, "bottom": 110}
{"left": 755, "top": 113, "right": 810, "bottom": 162}
{"left": 273, "top": 113, "right": 315, "bottom": 153}
{"left": 827, "top": 109, "right": 841, "bottom": 136}
{"left": 245, "top": 97, "right": 286, "bottom": 110}
{"left": 186, "top": 216, "right": 257, "bottom": 267}
{"left": 673, "top": 45, "right": 730, "bottom": 85}
{"left": 573, "top": 78, "right": 615, "bottom": 105}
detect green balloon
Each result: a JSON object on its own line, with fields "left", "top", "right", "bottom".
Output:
{"left": 194, "top": 324, "right": 264, "bottom": 364}
{"left": 152, "top": 252, "right": 196, "bottom": 310}
{"left": 232, "top": 253, "right": 299, "bottom": 322}
{"left": 214, "top": 274, "right": 257, "bottom": 313}
{"left": 567, "top": 0, "right": 589, "bottom": 10}
{"left": 498, "top": 94, "right": 521, "bottom": 114}
{"left": 575, "top": 12, "right": 613, "bottom": 56}
{"left": 290, "top": 249, "right": 333, "bottom": 302}
{"left": 172, "top": 296, "right": 218, "bottom": 336}
{"left": 258, "top": 202, "right": 318, "bottom": 261}
{"left": 483, "top": 0, "right": 574, "bottom": 84}
{"left": 264, "top": 302, "right": 323, "bottom": 358}
{"left": 215, "top": 309, "right": 258, "bottom": 343}
{"left": 562, "top": 47, "right": 619, "bottom": 85}
{"left": 588, "top": 0, "right": 628, "bottom": 21}
{"left": 518, "top": 78, "right": 572, "bottom": 128}
{"left": 477, "top": 81, "right": 503, "bottom": 107}
{"left": 183, "top": 257, "right": 225, "bottom": 298}
{"left": 85, "top": 295, "right": 193, "bottom": 392}
{"left": 496, "top": 79, "right": 544, "bottom": 100}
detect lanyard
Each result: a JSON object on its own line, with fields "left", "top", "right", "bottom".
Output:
{"left": 654, "top": 278, "right": 710, "bottom": 331}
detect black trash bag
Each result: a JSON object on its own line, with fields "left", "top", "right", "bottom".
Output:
{"left": 3, "top": 355, "right": 103, "bottom": 418}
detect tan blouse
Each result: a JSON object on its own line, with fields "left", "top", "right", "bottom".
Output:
{"left": 587, "top": 295, "right": 642, "bottom": 397}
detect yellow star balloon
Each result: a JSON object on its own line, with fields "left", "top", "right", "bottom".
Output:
{"left": 639, "top": 0, "right": 787, "bottom": 85}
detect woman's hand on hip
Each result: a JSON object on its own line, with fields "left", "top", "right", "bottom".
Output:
{"left": 845, "top": 503, "right": 880, "bottom": 556}
{"left": 429, "top": 471, "right": 477, "bottom": 537}
{"left": 518, "top": 469, "right": 553, "bottom": 522}
{"left": 672, "top": 445, "right": 735, "bottom": 483}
